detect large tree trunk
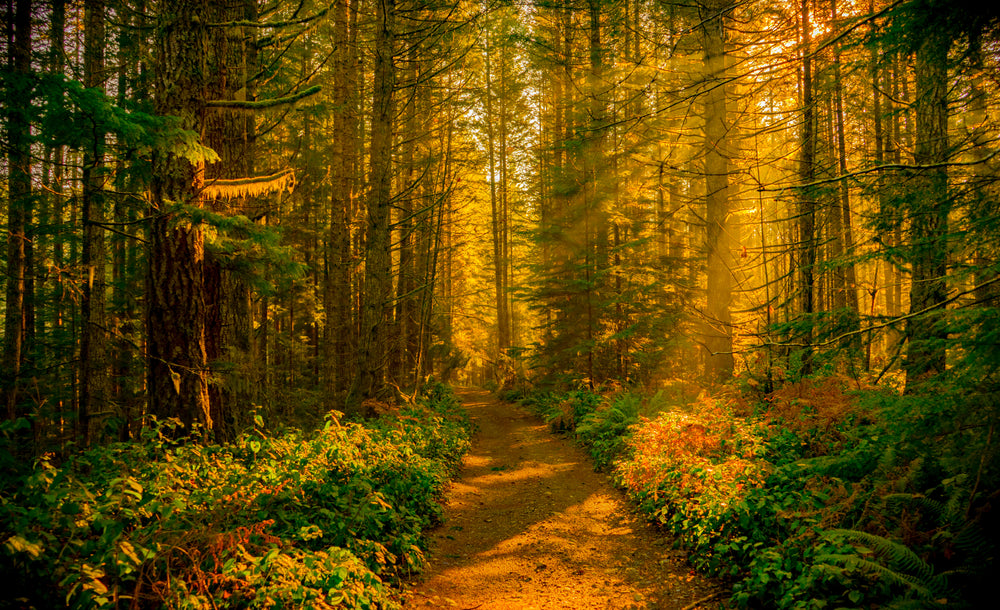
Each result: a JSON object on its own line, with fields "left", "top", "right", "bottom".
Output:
{"left": 110, "top": 0, "right": 147, "bottom": 440}
{"left": 146, "top": 0, "right": 213, "bottom": 433}
{"left": 324, "top": 0, "right": 357, "bottom": 398}
{"left": 968, "top": 33, "right": 997, "bottom": 307}
{"left": 203, "top": 0, "right": 258, "bottom": 442}
{"left": 393, "top": 43, "right": 419, "bottom": 387}
{"left": 484, "top": 28, "right": 510, "bottom": 364}
{"left": 351, "top": 0, "right": 396, "bottom": 412}
{"left": 701, "top": 0, "right": 735, "bottom": 382}
{"left": 829, "top": 0, "right": 858, "bottom": 317}
{"left": 904, "top": 28, "right": 950, "bottom": 387}
{"left": 499, "top": 50, "right": 512, "bottom": 352}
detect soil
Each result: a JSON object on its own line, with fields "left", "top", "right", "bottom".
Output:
{"left": 399, "top": 389, "right": 726, "bottom": 609}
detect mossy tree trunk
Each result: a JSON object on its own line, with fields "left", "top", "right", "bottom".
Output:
{"left": 146, "top": 0, "right": 213, "bottom": 433}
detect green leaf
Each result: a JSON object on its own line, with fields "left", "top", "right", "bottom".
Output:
{"left": 4, "top": 535, "right": 43, "bottom": 559}
{"left": 119, "top": 541, "right": 142, "bottom": 567}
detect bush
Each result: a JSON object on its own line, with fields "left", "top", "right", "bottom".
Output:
{"left": 0, "top": 386, "right": 471, "bottom": 609}
{"left": 514, "top": 376, "right": 998, "bottom": 609}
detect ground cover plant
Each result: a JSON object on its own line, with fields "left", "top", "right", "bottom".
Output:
{"left": 0, "top": 383, "right": 471, "bottom": 609}
{"left": 508, "top": 377, "right": 997, "bottom": 609}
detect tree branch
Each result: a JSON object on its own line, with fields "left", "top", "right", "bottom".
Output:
{"left": 206, "top": 85, "right": 321, "bottom": 110}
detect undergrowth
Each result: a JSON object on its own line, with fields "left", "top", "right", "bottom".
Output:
{"left": 507, "top": 377, "right": 998, "bottom": 609}
{"left": 0, "top": 383, "right": 471, "bottom": 609}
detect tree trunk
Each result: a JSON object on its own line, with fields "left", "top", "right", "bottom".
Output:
{"left": 968, "top": 33, "right": 997, "bottom": 307}
{"left": 904, "top": 28, "right": 950, "bottom": 387}
{"left": 484, "top": 28, "right": 510, "bottom": 363}
{"left": 202, "top": 0, "right": 258, "bottom": 441}
{"left": 701, "top": 0, "right": 735, "bottom": 382}
{"left": 830, "top": 0, "right": 858, "bottom": 318}
{"left": 146, "top": 0, "right": 213, "bottom": 434}
{"left": 351, "top": 0, "right": 396, "bottom": 412}
{"left": 393, "top": 43, "right": 419, "bottom": 387}
{"left": 870, "top": 5, "right": 890, "bottom": 367}
{"left": 3, "top": 0, "right": 32, "bottom": 427}
{"left": 797, "top": 0, "right": 816, "bottom": 375}
{"left": 79, "top": 0, "right": 109, "bottom": 446}
{"left": 324, "top": 0, "right": 357, "bottom": 398}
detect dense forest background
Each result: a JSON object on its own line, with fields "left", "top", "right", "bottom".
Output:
{"left": 1, "top": 0, "right": 999, "bottom": 607}
{"left": 1, "top": 0, "right": 998, "bottom": 444}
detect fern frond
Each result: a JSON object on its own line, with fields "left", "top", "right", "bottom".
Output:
{"left": 953, "top": 520, "right": 991, "bottom": 558}
{"left": 884, "top": 598, "right": 946, "bottom": 610}
{"left": 815, "top": 552, "right": 937, "bottom": 598}
{"left": 884, "top": 493, "right": 949, "bottom": 521}
{"left": 824, "top": 529, "right": 941, "bottom": 586}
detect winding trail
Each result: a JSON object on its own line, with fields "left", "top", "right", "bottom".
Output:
{"left": 401, "top": 389, "right": 725, "bottom": 609}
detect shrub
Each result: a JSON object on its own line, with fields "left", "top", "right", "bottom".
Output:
{"left": 0, "top": 386, "right": 471, "bottom": 609}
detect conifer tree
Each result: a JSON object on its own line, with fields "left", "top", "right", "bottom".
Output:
{"left": 2, "top": 0, "right": 33, "bottom": 426}
{"left": 351, "top": 0, "right": 397, "bottom": 410}
{"left": 146, "top": 0, "right": 215, "bottom": 432}
{"left": 701, "top": 0, "right": 736, "bottom": 382}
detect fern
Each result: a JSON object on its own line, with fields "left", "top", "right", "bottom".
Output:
{"left": 818, "top": 529, "right": 947, "bottom": 603}
{"left": 884, "top": 493, "right": 947, "bottom": 522}
{"left": 952, "top": 519, "right": 991, "bottom": 557}
{"left": 815, "top": 552, "right": 938, "bottom": 597}
{"left": 884, "top": 492, "right": 991, "bottom": 559}
{"left": 830, "top": 529, "right": 936, "bottom": 580}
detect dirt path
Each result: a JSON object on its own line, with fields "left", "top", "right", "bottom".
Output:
{"left": 400, "top": 390, "right": 725, "bottom": 609}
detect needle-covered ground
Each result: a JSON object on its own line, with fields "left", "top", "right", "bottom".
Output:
{"left": 400, "top": 390, "right": 725, "bottom": 609}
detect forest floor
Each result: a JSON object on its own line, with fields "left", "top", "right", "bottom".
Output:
{"left": 399, "top": 389, "right": 726, "bottom": 610}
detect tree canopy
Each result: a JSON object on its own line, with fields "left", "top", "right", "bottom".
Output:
{"left": 1, "top": 0, "right": 999, "bottom": 606}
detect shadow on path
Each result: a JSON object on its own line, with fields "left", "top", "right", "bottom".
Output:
{"left": 401, "top": 389, "right": 725, "bottom": 609}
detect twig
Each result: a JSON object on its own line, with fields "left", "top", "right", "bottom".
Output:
{"left": 682, "top": 591, "right": 724, "bottom": 610}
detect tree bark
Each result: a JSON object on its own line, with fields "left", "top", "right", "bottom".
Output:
{"left": 351, "top": 0, "right": 396, "bottom": 412}
{"left": 393, "top": 42, "right": 419, "bottom": 387}
{"left": 484, "top": 27, "right": 510, "bottom": 362}
{"left": 203, "top": 0, "right": 258, "bottom": 441}
{"left": 79, "top": 0, "right": 110, "bottom": 446}
{"left": 797, "top": 0, "right": 816, "bottom": 375}
{"left": 324, "top": 0, "right": 357, "bottom": 398}
{"left": 147, "top": 0, "right": 213, "bottom": 434}
{"left": 701, "top": 0, "right": 735, "bottom": 382}
{"left": 968, "top": 33, "right": 997, "bottom": 307}
{"left": 904, "top": 27, "right": 950, "bottom": 387}
{"left": 3, "top": 0, "right": 32, "bottom": 426}
{"left": 830, "top": 0, "right": 858, "bottom": 317}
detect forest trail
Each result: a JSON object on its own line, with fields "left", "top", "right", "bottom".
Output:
{"left": 401, "top": 389, "right": 725, "bottom": 609}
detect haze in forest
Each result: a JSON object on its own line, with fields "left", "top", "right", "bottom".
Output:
{"left": 2, "top": 0, "right": 999, "bottom": 608}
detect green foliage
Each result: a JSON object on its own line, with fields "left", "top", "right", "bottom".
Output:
{"left": 515, "top": 375, "right": 998, "bottom": 610}
{"left": 35, "top": 72, "right": 219, "bottom": 166}
{"left": 182, "top": 204, "right": 309, "bottom": 296}
{"left": 574, "top": 392, "right": 643, "bottom": 470}
{"left": 817, "top": 529, "right": 945, "bottom": 603}
{"left": 0, "top": 386, "right": 470, "bottom": 609}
